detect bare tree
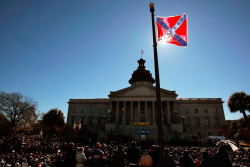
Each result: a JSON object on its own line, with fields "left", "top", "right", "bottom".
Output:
{"left": 0, "top": 91, "right": 38, "bottom": 136}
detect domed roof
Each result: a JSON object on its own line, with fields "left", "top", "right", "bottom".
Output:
{"left": 129, "top": 58, "right": 155, "bottom": 85}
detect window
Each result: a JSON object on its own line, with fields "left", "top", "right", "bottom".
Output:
{"left": 196, "top": 118, "right": 200, "bottom": 126}
{"left": 141, "top": 107, "right": 145, "bottom": 113}
{"left": 73, "top": 109, "right": 76, "bottom": 113}
{"left": 194, "top": 109, "right": 198, "bottom": 114}
{"left": 205, "top": 118, "right": 210, "bottom": 126}
{"left": 90, "top": 109, "right": 93, "bottom": 113}
{"left": 215, "top": 118, "right": 220, "bottom": 126}
{"left": 185, "top": 109, "right": 189, "bottom": 114}
{"left": 140, "top": 117, "right": 145, "bottom": 122}
{"left": 204, "top": 109, "right": 208, "bottom": 114}
{"left": 98, "top": 109, "right": 102, "bottom": 114}
{"left": 214, "top": 108, "right": 218, "bottom": 114}
{"left": 81, "top": 109, "right": 85, "bottom": 114}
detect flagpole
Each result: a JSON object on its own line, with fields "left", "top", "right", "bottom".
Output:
{"left": 149, "top": 2, "right": 164, "bottom": 167}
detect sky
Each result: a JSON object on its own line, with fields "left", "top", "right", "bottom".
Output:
{"left": 0, "top": 0, "right": 250, "bottom": 121}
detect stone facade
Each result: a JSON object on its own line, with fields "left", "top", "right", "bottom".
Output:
{"left": 66, "top": 59, "right": 226, "bottom": 142}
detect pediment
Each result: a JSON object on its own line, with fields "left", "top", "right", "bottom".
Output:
{"left": 109, "top": 84, "right": 177, "bottom": 98}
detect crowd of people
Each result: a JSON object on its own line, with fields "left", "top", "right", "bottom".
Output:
{"left": 0, "top": 136, "right": 250, "bottom": 167}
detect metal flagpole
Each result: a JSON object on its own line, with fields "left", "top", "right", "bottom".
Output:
{"left": 149, "top": 2, "right": 164, "bottom": 167}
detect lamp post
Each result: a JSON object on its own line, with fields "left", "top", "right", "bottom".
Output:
{"left": 101, "top": 115, "right": 108, "bottom": 131}
{"left": 181, "top": 116, "right": 186, "bottom": 132}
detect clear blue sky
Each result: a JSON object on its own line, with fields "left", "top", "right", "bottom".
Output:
{"left": 0, "top": 0, "right": 249, "bottom": 121}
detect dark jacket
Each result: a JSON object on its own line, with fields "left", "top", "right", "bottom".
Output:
{"left": 111, "top": 150, "right": 126, "bottom": 167}
{"left": 180, "top": 156, "right": 194, "bottom": 167}
{"left": 127, "top": 146, "right": 140, "bottom": 164}
{"left": 64, "top": 148, "right": 76, "bottom": 167}
{"left": 148, "top": 149, "right": 158, "bottom": 166}
{"left": 214, "top": 151, "right": 232, "bottom": 167}
{"left": 163, "top": 154, "right": 176, "bottom": 167}
{"left": 84, "top": 150, "right": 91, "bottom": 166}
{"left": 200, "top": 154, "right": 216, "bottom": 167}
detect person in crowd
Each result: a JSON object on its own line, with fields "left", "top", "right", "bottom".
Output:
{"left": 89, "top": 142, "right": 107, "bottom": 167}
{"left": 76, "top": 147, "right": 87, "bottom": 167}
{"left": 199, "top": 150, "right": 215, "bottom": 167}
{"left": 179, "top": 150, "right": 195, "bottom": 167}
{"left": 139, "top": 150, "right": 153, "bottom": 167}
{"left": 194, "top": 158, "right": 201, "bottom": 167}
{"left": 53, "top": 154, "right": 64, "bottom": 167}
{"left": 64, "top": 142, "right": 76, "bottom": 167}
{"left": 101, "top": 143, "right": 107, "bottom": 153}
{"left": 148, "top": 145, "right": 158, "bottom": 167}
{"left": 163, "top": 148, "right": 176, "bottom": 167}
{"left": 111, "top": 145, "right": 126, "bottom": 167}
{"left": 213, "top": 146, "right": 232, "bottom": 167}
{"left": 84, "top": 146, "right": 91, "bottom": 167}
{"left": 127, "top": 141, "right": 140, "bottom": 166}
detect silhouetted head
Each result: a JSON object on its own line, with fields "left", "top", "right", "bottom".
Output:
{"left": 95, "top": 142, "right": 100, "bottom": 148}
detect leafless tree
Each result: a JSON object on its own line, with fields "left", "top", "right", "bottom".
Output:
{"left": 0, "top": 91, "right": 38, "bottom": 136}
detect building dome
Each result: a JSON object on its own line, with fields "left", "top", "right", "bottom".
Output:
{"left": 129, "top": 58, "right": 155, "bottom": 85}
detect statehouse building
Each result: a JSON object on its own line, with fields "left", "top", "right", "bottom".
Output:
{"left": 67, "top": 58, "right": 226, "bottom": 142}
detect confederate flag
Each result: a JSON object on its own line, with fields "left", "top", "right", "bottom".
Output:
{"left": 156, "top": 13, "right": 188, "bottom": 47}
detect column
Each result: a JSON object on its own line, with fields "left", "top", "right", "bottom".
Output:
{"left": 167, "top": 101, "right": 170, "bottom": 124}
{"left": 109, "top": 101, "right": 112, "bottom": 123}
{"left": 130, "top": 101, "right": 133, "bottom": 125}
{"left": 138, "top": 101, "right": 140, "bottom": 122}
{"left": 174, "top": 101, "right": 177, "bottom": 114}
{"left": 145, "top": 101, "right": 148, "bottom": 122}
{"left": 123, "top": 101, "right": 126, "bottom": 125}
{"left": 116, "top": 101, "right": 119, "bottom": 123}
{"left": 152, "top": 101, "right": 156, "bottom": 125}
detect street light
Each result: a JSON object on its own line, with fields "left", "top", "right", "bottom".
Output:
{"left": 101, "top": 115, "right": 108, "bottom": 131}
{"left": 181, "top": 116, "right": 186, "bottom": 132}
